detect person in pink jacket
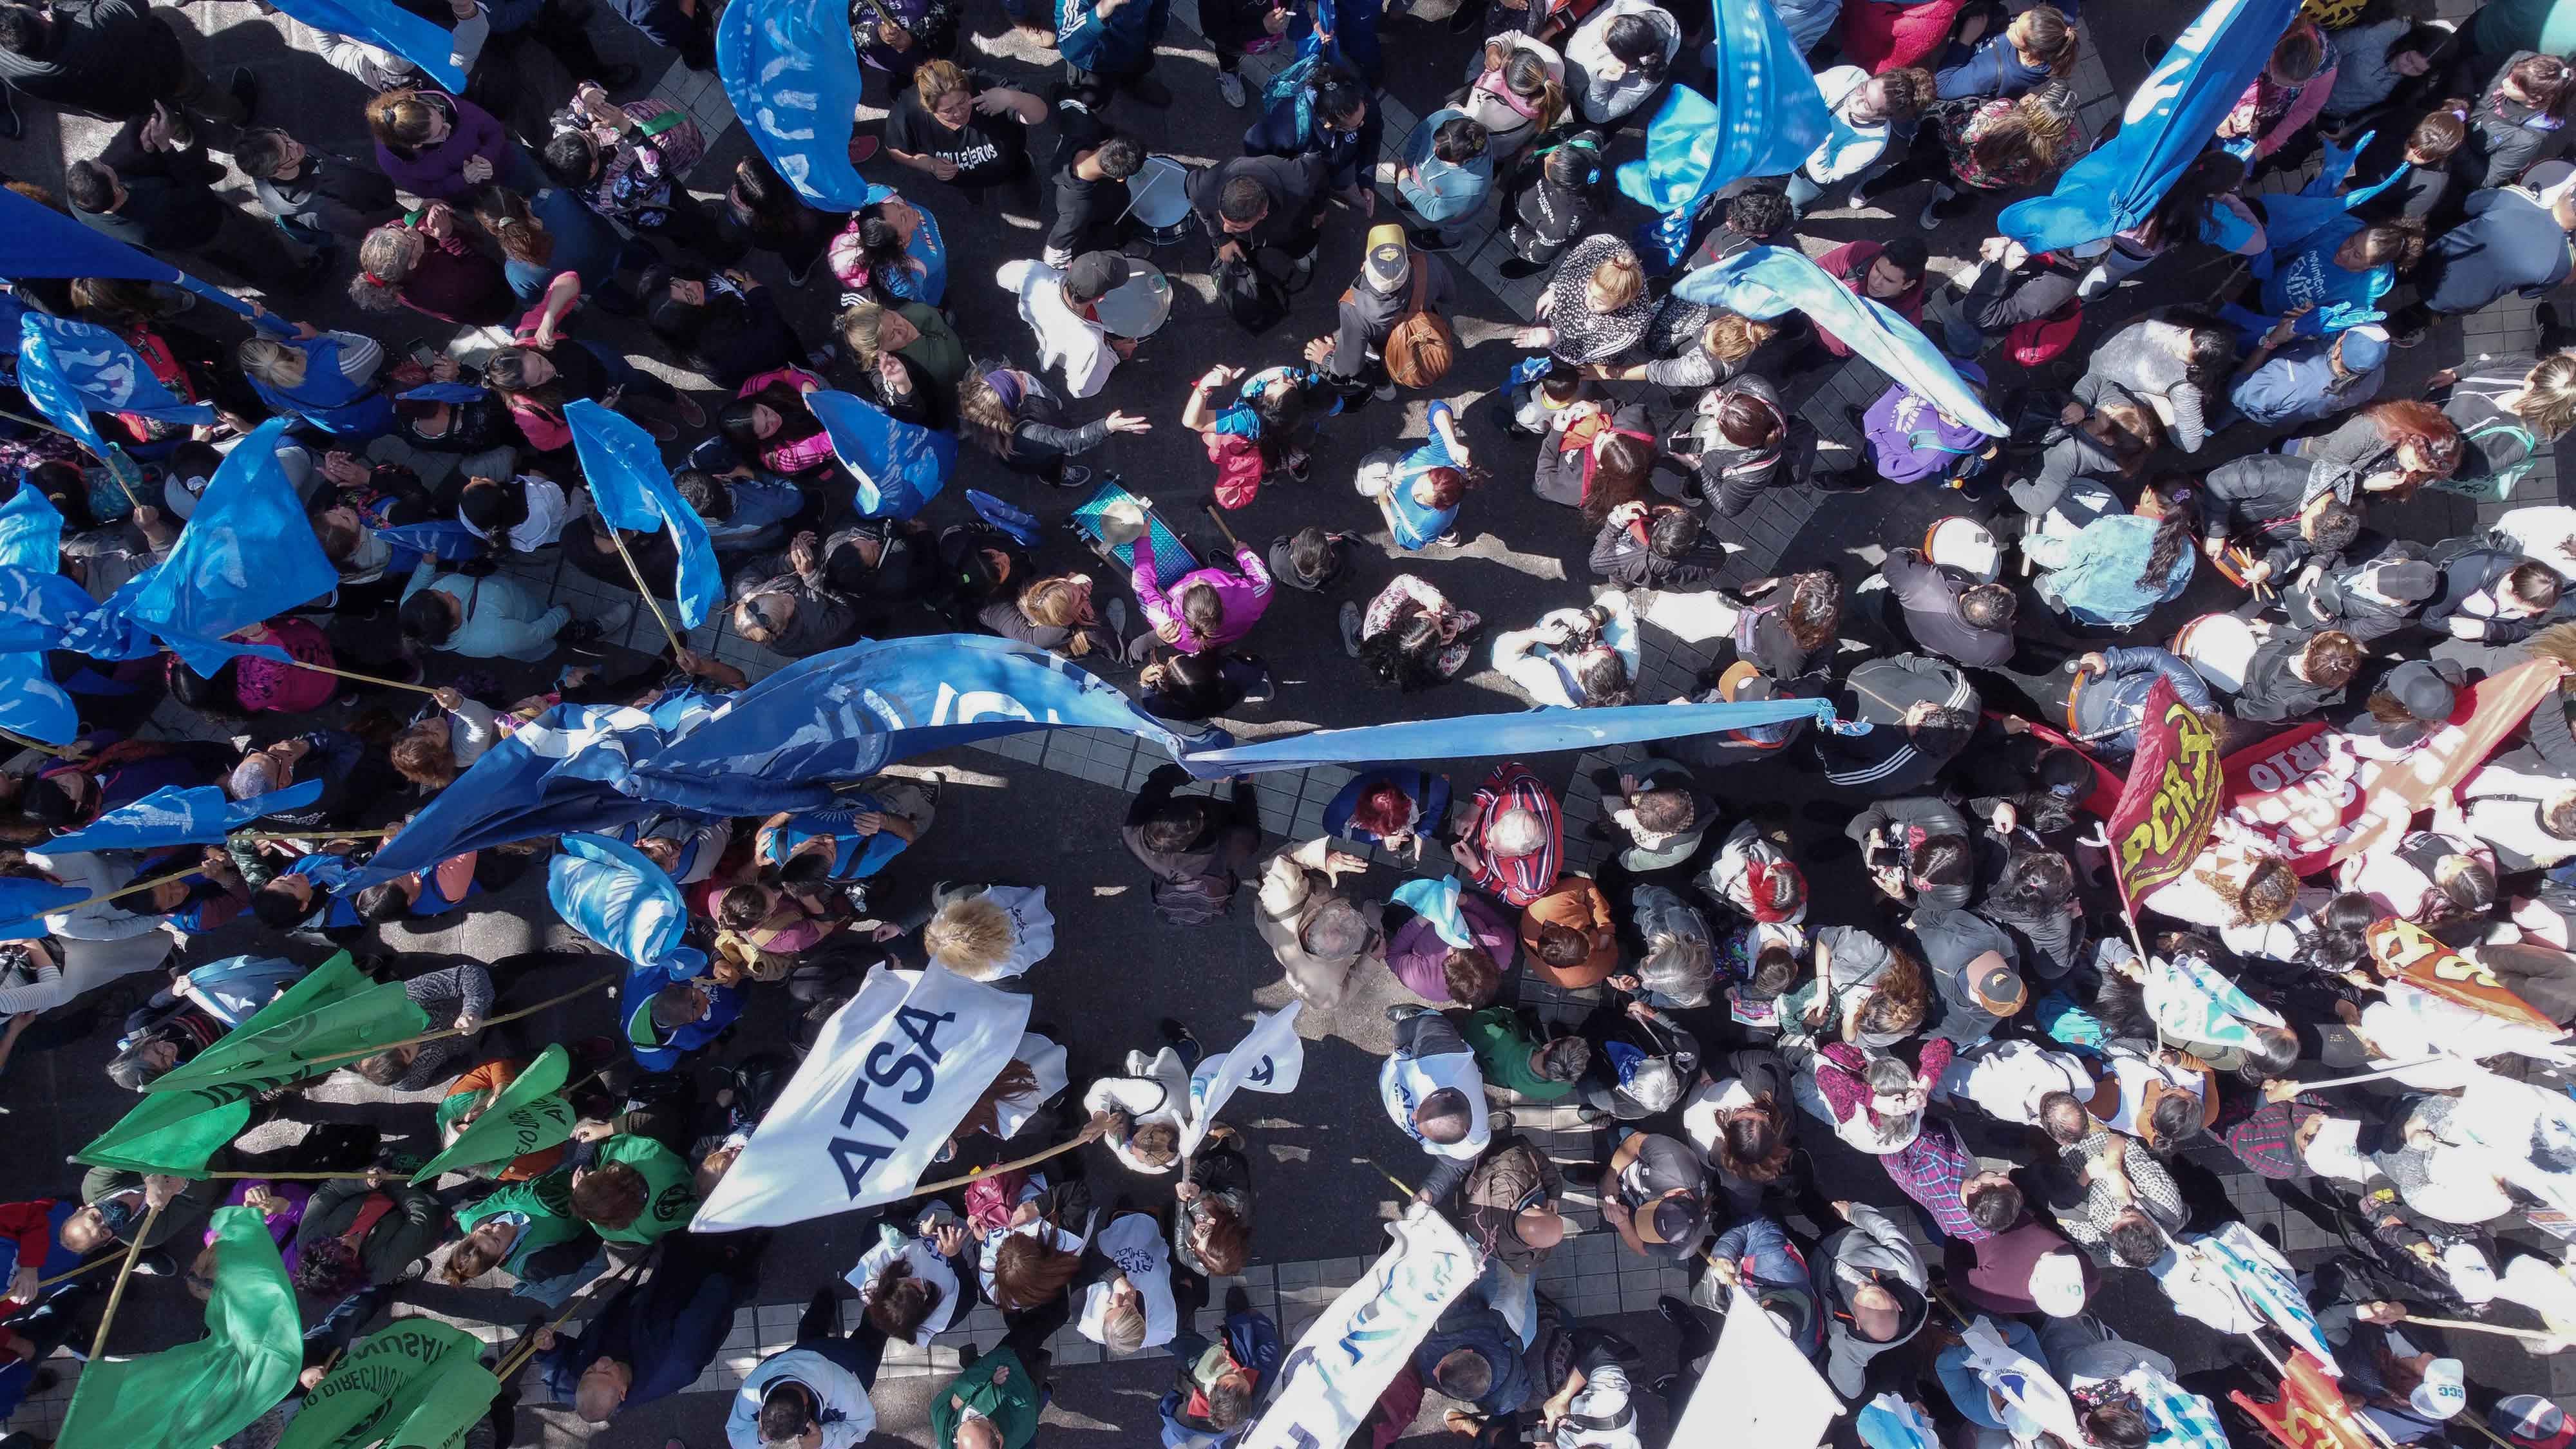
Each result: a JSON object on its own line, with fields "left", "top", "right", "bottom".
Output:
{"left": 1131, "top": 535, "right": 1273, "bottom": 654}
{"left": 2218, "top": 20, "right": 2339, "bottom": 164}
{"left": 718, "top": 367, "right": 835, "bottom": 478}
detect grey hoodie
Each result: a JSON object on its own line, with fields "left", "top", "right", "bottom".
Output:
{"left": 1812, "top": 1202, "right": 1930, "bottom": 1397}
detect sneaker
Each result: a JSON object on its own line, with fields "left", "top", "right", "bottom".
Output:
{"left": 785, "top": 255, "right": 817, "bottom": 288}
{"left": 1917, "top": 198, "right": 1944, "bottom": 231}
{"left": 597, "top": 61, "right": 642, "bottom": 88}
{"left": 842, "top": 880, "right": 871, "bottom": 913}
{"left": 2139, "top": 32, "right": 2168, "bottom": 65}
{"left": 1054, "top": 463, "right": 1095, "bottom": 492}
{"left": 1408, "top": 227, "right": 1461, "bottom": 254}
{"left": 1497, "top": 256, "right": 1546, "bottom": 280}
{"left": 1218, "top": 70, "right": 1247, "bottom": 108}
{"left": 1157, "top": 1016, "right": 1201, "bottom": 1061}
{"left": 1372, "top": 380, "right": 1398, "bottom": 402}
{"left": 1283, "top": 448, "right": 1311, "bottom": 482}
{"left": 848, "top": 135, "right": 881, "bottom": 165}
{"left": 1126, "top": 71, "right": 1173, "bottom": 107}
{"left": 560, "top": 621, "right": 608, "bottom": 656}
{"left": 228, "top": 66, "right": 260, "bottom": 124}
{"left": 131, "top": 1247, "right": 178, "bottom": 1278}
{"left": 1657, "top": 1295, "right": 1691, "bottom": 1327}
{"left": 1559, "top": 1162, "right": 1602, "bottom": 1189}
{"left": 1291, "top": 252, "right": 1316, "bottom": 285}
{"left": 1338, "top": 600, "right": 1363, "bottom": 658}
{"left": 1385, "top": 1003, "right": 1427, "bottom": 1023}
{"left": 672, "top": 393, "right": 707, "bottom": 428}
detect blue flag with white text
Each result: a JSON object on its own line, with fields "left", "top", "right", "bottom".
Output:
{"left": 14, "top": 320, "right": 108, "bottom": 457}
{"left": 43, "top": 780, "right": 327, "bottom": 857}
{"left": 0, "top": 489, "right": 73, "bottom": 744}
{"left": 102, "top": 418, "right": 341, "bottom": 674}
{"left": 1619, "top": 0, "right": 1826, "bottom": 266}
{"left": 265, "top": 0, "right": 465, "bottom": 91}
{"left": 548, "top": 833, "right": 690, "bottom": 971}
{"left": 369, "top": 520, "right": 486, "bottom": 565}
{"left": 20, "top": 315, "right": 214, "bottom": 442}
{"left": 809, "top": 390, "right": 955, "bottom": 520}
{"left": 566, "top": 400, "right": 722, "bottom": 628}
{"left": 0, "top": 189, "right": 282, "bottom": 330}
{"left": 717, "top": 0, "right": 874, "bottom": 210}
{"left": 2000, "top": 0, "right": 2298, "bottom": 252}
{"left": 1676, "top": 247, "right": 2007, "bottom": 436}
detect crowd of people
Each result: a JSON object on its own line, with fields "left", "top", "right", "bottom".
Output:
{"left": 1, "top": 0, "right": 2576, "bottom": 1444}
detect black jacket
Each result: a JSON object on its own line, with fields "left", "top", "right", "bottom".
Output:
{"left": 0, "top": 0, "right": 188, "bottom": 117}
{"left": 1691, "top": 374, "right": 1788, "bottom": 516}
{"left": 1958, "top": 250, "right": 2083, "bottom": 336}
{"left": 77, "top": 115, "right": 231, "bottom": 252}
{"left": 1122, "top": 764, "right": 1259, "bottom": 886}
{"left": 1850, "top": 796, "right": 1974, "bottom": 914}
{"left": 1189, "top": 154, "right": 1326, "bottom": 249}
{"left": 1817, "top": 655, "right": 1980, "bottom": 795}
{"left": 2235, "top": 631, "right": 2349, "bottom": 723}
{"left": 1588, "top": 515, "right": 1725, "bottom": 591}
{"left": 1884, "top": 548, "right": 2014, "bottom": 668}
{"left": 2280, "top": 542, "right": 2429, "bottom": 645}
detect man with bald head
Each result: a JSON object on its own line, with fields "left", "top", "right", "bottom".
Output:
{"left": 1454, "top": 1133, "right": 1565, "bottom": 1274}
{"left": 1451, "top": 762, "right": 1562, "bottom": 907}
{"left": 540, "top": 1233, "right": 764, "bottom": 1426}
{"left": 1812, "top": 1200, "right": 1930, "bottom": 1397}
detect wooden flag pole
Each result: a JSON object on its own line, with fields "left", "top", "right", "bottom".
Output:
{"left": 0, "top": 406, "right": 143, "bottom": 513}
{"left": 2288, "top": 1057, "right": 2454, "bottom": 1091}
{"left": 0, "top": 727, "right": 74, "bottom": 759}
{"left": 492, "top": 1263, "right": 639, "bottom": 1382}
{"left": 32, "top": 1253, "right": 122, "bottom": 1291}
{"left": 85, "top": 1200, "right": 163, "bottom": 1360}
{"left": 2400, "top": 1313, "right": 2572, "bottom": 1347}
{"left": 280, "top": 971, "right": 622, "bottom": 1077}
{"left": 231, "top": 829, "right": 388, "bottom": 844}
{"left": 24, "top": 867, "right": 201, "bottom": 922}
{"left": 275, "top": 658, "right": 442, "bottom": 697}
{"left": 605, "top": 529, "right": 684, "bottom": 656}
{"left": 202, "top": 1170, "right": 372, "bottom": 1180}
{"left": 896, "top": 1135, "right": 1091, "bottom": 1203}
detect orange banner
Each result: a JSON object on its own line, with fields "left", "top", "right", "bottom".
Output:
{"left": 2366, "top": 916, "right": 2561, "bottom": 1033}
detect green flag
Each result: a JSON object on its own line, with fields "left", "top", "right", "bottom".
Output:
{"left": 75, "top": 1081, "right": 260, "bottom": 1174}
{"left": 411, "top": 1044, "right": 576, "bottom": 1183}
{"left": 57, "top": 1206, "right": 301, "bottom": 1449}
{"left": 273, "top": 1319, "right": 501, "bottom": 1449}
{"left": 149, "top": 954, "right": 430, "bottom": 1094}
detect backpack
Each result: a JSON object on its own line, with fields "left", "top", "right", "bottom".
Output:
{"left": 1383, "top": 252, "right": 1456, "bottom": 390}
{"left": 1215, "top": 256, "right": 1291, "bottom": 336}
{"left": 1204, "top": 430, "right": 1267, "bottom": 509}
{"left": 2448, "top": 413, "right": 2540, "bottom": 502}
{"left": 2007, "top": 299, "right": 2084, "bottom": 367}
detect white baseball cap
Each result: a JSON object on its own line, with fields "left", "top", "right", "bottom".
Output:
{"left": 2410, "top": 1358, "right": 2467, "bottom": 1420}
{"left": 2029, "top": 1248, "right": 2088, "bottom": 1318}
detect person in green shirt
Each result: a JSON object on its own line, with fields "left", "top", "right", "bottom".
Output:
{"left": 567, "top": 1131, "right": 699, "bottom": 1248}
{"left": 444, "top": 1170, "right": 598, "bottom": 1304}
{"left": 1461, "top": 1005, "right": 1589, "bottom": 1102}
{"left": 929, "top": 1344, "right": 1043, "bottom": 1449}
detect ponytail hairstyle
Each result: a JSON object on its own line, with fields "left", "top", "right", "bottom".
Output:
{"left": 2162, "top": 307, "right": 2239, "bottom": 391}
{"left": 846, "top": 202, "right": 915, "bottom": 290}
{"left": 1702, "top": 310, "right": 1778, "bottom": 366}
{"left": 472, "top": 186, "right": 554, "bottom": 268}
{"left": 955, "top": 370, "right": 1019, "bottom": 458}
{"left": 1602, "top": 13, "right": 1670, "bottom": 83}
{"left": 2406, "top": 100, "right": 2471, "bottom": 164}
{"left": 2300, "top": 891, "right": 2380, "bottom": 972}
{"left": 2005, "top": 5, "right": 2081, "bottom": 76}
{"left": 1540, "top": 129, "right": 1605, "bottom": 193}
{"left": 2342, "top": 219, "right": 2425, "bottom": 274}
{"left": 2141, "top": 149, "right": 2244, "bottom": 249}
{"left": 67, "top": 275, "right": 169, "bottom": 333}
{"left": 1784, "top": 570, "right": 1842, "bottom": 652}
{"left": 236, "top": 336, "right": 308, "bottom": 390}
{"left": 1309, "top": 66, "right": 1368, "bottom": 131}
{"left": 348, "top": 224, "right": 422, "bottom": 312}
{"left": 2505, "top": 52, "right": 2575, "bottom": 115}
{"left": 2367, "top": 398, "right": 2463, "bottom": 489}
{"left": 364, "top": 90, "right": 447, "bottom": 152}
{"left": 2297, "top": 630, "right": 2362, "bottom": 690}
{"left": 2516, "top": 352, "right": 2576, "bottom": 439}
{"left": 1498, "top": 46, "right": 1567, "bottom": 132}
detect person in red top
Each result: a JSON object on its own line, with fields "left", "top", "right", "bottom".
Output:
{"left": 0, "top": 1200, "right": 87, "bottom": 1311}
{"left": 1450, "top": 762, "right": 1563, "bottom": 908}
{"left": 1808, "top": 238, "right": 1928, "bottom": 359}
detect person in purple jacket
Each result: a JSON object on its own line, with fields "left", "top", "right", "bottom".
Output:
{"left": 364, "top": 88, "right": 537, "bottom": 201}
{"left": 1128, "top": 531, "right": 1273, "bottom": 658}
{"left": 1386, "top": 882, "right": 1515, "bottom": 1007}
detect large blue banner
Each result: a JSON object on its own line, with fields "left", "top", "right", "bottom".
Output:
{"left": 1677, "top": 247, "right": 2008, "bottom": 436}
{"left": 43, "top": 780, "right": 325, "bottom": 856}
{"left": 0, "top": 489, "right": 71, "bottom": 744}
{"left": 717, "top": 0, "right": 874, "bottom": 211}
{"left": 1619, "top": 0, "right": 1826, "bottom": 266}
{"left": 267, "top": 0, "right": 465, "bottom": 91}
{"left": 566, "top": 400, "right": 722, "bottom": 629}
{"left": 547, "top": 832, "right": 690, "bottom": 971}
{"left": 809, "top": 390, "right": 955, "bottom": 520}
{"left": 2000, "top": 0, "right": 2299, "bottom": 253}
{"left": 1188, "top": 696, "right": 1837, "bottom": 773}
{"left": 0, "top": 189, "right": 283, "bottom": 331}
{"left": 618, "top": 634, "right": 1197, "bottom": 814}
{"left": 19, "top": 315, "right": 214, "bottom": 447}
{"left": 103, "top": 418, "right": 342, "bottom": 674}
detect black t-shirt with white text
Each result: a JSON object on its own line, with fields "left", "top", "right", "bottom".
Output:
{"left": 886, "top": 70, "right": 1028, "bottom": 187}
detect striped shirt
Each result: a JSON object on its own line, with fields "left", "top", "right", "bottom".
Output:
{"left": 1469, "top": 763, "right": 1561, "bottom": 907}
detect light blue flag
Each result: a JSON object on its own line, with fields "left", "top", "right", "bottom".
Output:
{"left": 102, "top": 418, "right": 342, "bottom": 674}
{"left": 14, "top": 319, "right": 108, "bottom": 457}
{"left": 547, "top": 832, "right": 690, "bottom": 970}
{"left": 1185, "top": 692, "right": 1839, "bottom": 774}
{"left": 861, "top": 183, "right": 948, "bottom": 306}
{"left": 20, "top": 315, "right": 214, "bottom": 440}
{"left": 1856, "top": 1394, "right": 1941, "bottom": 1449}
{"left": 1390, "top": 876, "right": 1475, "bottom": 947}
{"left": 0, "top": 875, "right": 93, "bottom": 941}
{"left": 0, "top": 190, "right": 287, "bottom": 333}
{"left": 368, "top": 520, "right": 486, "bottom": 564}
{"left": 42, "top": 779, "right": 327, "bottom": 857}
{"left": 717, "top": 0, "right": 873, "bottom": 210}
{"left": 808, "top": 390, "right": 956, "bottom": 520}
{"left": 565, "top": 400, "right": 722, "bottom": 628}
{"left": 2000, "top": 0, "right": 2298, "bottom": 252}
{"left": 265, "top": 0, "right": 464, "bottom": 90}
{"left": 1676, "top": 247, "right": 2007, "bottom": 436}
{"left": 0, "top": 488, "right": 74, "bottom": 744}
{"left": 1618, "top": 0, "right": 1826, "bottom": 267}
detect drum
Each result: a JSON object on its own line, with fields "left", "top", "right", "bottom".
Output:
{"left": 2170, "top": 611, "right": 2259, "bottom": 694}
{"left": 1924, "top": 516, "right": 2002, "bottom": 582}
{"left": 1092, "top": 261, "right": 1173, "bottom": 339}
{"left": 1124, "top": 156, "right": 1198, "bottom": 247}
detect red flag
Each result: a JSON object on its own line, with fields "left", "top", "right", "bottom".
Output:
{"left": 2105, "top": 677, "right": 2224, "bottom": 910}
{"left": 2230, "top": 1352, "right": 2379, "bottom": 1449}
{"left": 2367, "top": 916, "right": 2561, "bottom": 1032}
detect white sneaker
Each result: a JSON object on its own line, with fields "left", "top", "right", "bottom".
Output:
{"left": 1219, "top": 71, "right": 1247, "bottom": 108}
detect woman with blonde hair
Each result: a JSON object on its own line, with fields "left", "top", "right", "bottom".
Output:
{"left": 346, "top": 204, "right": 515, "bottom": 326}
{"left": 1854, "top": 80, "right": 2085, "bottom": 229}
{"left": 1933, "top": 4, "right": 2078, "bottom": 102}
{"left": 982, "top": 574, "right": 1117, "bottom": 659}
{"left": 1591, "top": 304, "right": 1780, "bottom": 388}
{"left": 915, "top": 882, "right": 1056, "bottom": 981}
{"left": 2440, "top": 350, "right": 2576, "bottom": 498}
{"left": 837, "top": 296, "right": 969, "bottom": 430}
{"left": 236, "top": 323, "right": 393, "bottom": 439}
{"left": 1516, "top": 234, "right": 1653, "bottom": 364}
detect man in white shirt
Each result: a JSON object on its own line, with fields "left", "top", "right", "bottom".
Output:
{"left": 727, "top": 1289, "right": 878, "bottom": 1449}
{"left": 995, "top": 249, "right": 1131, "bottom": 399}
{"left": 1381, "top": 1003, "right": 1492, "bottom": 1203}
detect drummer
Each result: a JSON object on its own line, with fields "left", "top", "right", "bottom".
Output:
{"left": 1306, "top": 223, "right": 1454, "bottom": 404}
{"left": 1043, "top": 105, "right": 1144, "bottom": 269}
{"left": 996, "top": 249, "right": 1134, "bottom": 401}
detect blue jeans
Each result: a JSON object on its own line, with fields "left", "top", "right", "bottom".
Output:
{"left": 575, "top": 340, "right": 676, "bottom": 404}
